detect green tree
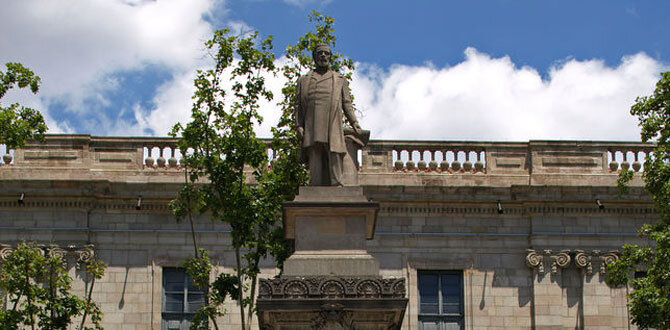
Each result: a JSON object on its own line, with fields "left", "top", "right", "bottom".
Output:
{"left": 0, "top": 242, "right": 105, "bottom": 330}
{"left": 0, "top": 62, "right": 48, "bottom": 150}
{"left": 606, "top": 71, "right": 670, "bottom": 329}
{"left": 170, "top": 11, "right": 351, "bottom": 329}
{"left": 169, "top": 28, "right": 307, "bottom": 330}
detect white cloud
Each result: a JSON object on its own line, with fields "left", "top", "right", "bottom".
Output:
{"left": 351, "top": 48, "right": 663, "bottom": 141}
{"left": 0, "top": 1, "right": 663, "bottom": 142}
{"left": 282, "top": 0, "right": 332, "bottom": 8}
{"left": 133, "top": 48, "right": 663, "bottom": 142}
{"left": 134, "top": 57, "right": 289, "bottom": 137}
{"left": 0, "top": 0, "right": 217, "bottom": 120}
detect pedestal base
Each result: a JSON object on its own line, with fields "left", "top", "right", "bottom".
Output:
{"left": 282, "top": 186, "right": 380, "bottom": 277}
{"left": 283, "top": 250, "right": 379, "bottom": 277}
{"left": 259, "top": 186, "right": 407, "bottom": 329}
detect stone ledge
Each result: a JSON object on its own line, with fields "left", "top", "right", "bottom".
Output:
{"left": 258, "top": 276, "right": 406, "bottom": 299}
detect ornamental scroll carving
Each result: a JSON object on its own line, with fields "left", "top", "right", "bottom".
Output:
{"left": 258, "top": 276, "right": 406, "bottom": 300}
{"left": 526, "top": 249, "right": 619, "bottom": 275}
{"left": 0, "top": 243, "right": 95, "bottom": 268}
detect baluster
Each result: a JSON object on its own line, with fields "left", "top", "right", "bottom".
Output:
{"left": 145, "top": 146, "right": 155, "bottom": 167}
{"left": 2, "top": 147, "right": 12, "bottom": 165}
{"left": 608, "top": 150, "right": 619, "bottom": 171}
{"left": 157, "top": 146, "right": 166, "bottom": 168}
{"left": 406, "top": 149, "right": 416, "bottom": 171}
{"left": 417, "top": 150, "right": 426, "bottom": 171}
{"left": 428, "top": 150, "right": 438, "bottom": 171}
{"left": 168, "top": 147, "right": 178, "bottom": 168}
{"left": 463, "top": 150, "right": 473, "bottom": 172}
{"left": 452, "top": 150, "right": 462, "bottom": 172}
{"left": 632, "top": 150, "right": 642, "bottom": 172}
{"left": 394, "top": 149, "right": 403, "bottom": 171}
{"left": 474, "top": 149, "right": 484, "bottom": 172}
{"left": 439, "top": 150, "right": 450, "bottom": 172}
{"left": 620, "top": 150, "right": 630, "bottom": 171}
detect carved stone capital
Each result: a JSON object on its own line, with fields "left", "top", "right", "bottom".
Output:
{"left": 574, "top": 250, "right": 593, "bottom": 275}
{"left": 525, "top": 249, "right": 620, "bottom": 277}
{"left": 0, "top": 244, "right": 13, "bottom": 261}
{"left": 525, "top": 249, "right": 544, "bottom": 273}
{"left": 599, "top": 251, "right": 620, "bottom": 274}
{"left": 550, "top": 250, "right": 571, "bottom": 274}
{"left": 0, "top": 243, "right": 95, "bottom": 266}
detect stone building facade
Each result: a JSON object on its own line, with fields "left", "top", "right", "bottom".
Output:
{"left": 0, "top": 135, "right": 656, "bottom": 329}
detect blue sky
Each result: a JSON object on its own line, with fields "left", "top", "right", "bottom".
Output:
{"left": 229, "top": 1, "right": 669, "bottom": 70}
{"left": 0, "top": 0, "right": 668, "bottom": 141}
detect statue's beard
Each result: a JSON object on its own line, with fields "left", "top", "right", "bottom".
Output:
{"left": 316, "top": 59, "right": 330, "bottom": 69}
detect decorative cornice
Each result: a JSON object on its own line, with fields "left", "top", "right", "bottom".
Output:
{"left": 258, "top": 276, "right": 406, "bottom": 300}
{"left": 0, "top": 199, "right": 171, "bottom": 211}
{"left": 381, "top": 204, "right": 656, "bottom": 215}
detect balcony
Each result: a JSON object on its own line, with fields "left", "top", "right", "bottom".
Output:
{"left": 0, "top": 134, "right": 653, "bottom": 187}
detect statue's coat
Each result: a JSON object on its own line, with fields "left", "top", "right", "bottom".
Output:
{"left": 296, "top": 70, "right": 356, "bottom": 154}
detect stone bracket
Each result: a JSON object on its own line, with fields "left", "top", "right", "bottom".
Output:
{"left": 526, "top": 249, "right": 619, "bottom": 275}
{"left": 0, "top": 243, "right": 95, "bottom": 268}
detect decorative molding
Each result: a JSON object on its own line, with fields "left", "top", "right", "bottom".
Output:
{"left": 0, "top": 199, "right": 170, "bottom": 211}
{"left": 574, "top": 250, "right": 593, "bottom": 275}
{"left": 525, "top": 249, "right": 544, "bottom": 273}
{"left": 526, "top": 249, "right": 620, "bottom": 275}
{"left": 599, "top": 251, "right": 620, "bottom": 274}
{"left": 311, "top": 304, "right": 354, "bottom": 330}
{"left": 550, "top": 250, "right": 571, "bottom": 274}
{"left": 380, "top": 205, "right": 655, "bottom": 216}
{"left": 0, "top": 243, "right": 95, "bottom": 266}
{"left": 258, "top": 276, "right": 405, "bottom": 300}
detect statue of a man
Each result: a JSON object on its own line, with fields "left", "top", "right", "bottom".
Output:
{"left": 295, "top": 43, "right": 363, "bottom": 186}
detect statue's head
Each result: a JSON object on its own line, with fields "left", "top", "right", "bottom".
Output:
{"left": 312, "top": 43, "right": 331, "bottom": 70}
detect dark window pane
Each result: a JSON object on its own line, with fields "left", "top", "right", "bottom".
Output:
{"left": 419, "top": 273, "right": 439, "bottom": 307}
{"left": 443, "top": 304, "right": 461, "bottom": 314}
{"left": 419, "top": 271, "right": 464, "bottom": 330}
{"left": 441, "top": 274, "right": 461, "bottom": 305}
{"left": 164, "top": 269, "right": 185, "bottom": 283}
{"left": 187, "top": 293, "right": 205, "bottom": 312}
{"left": 420, "top": 303, "right": 439, "bottom": 314}
{"left": 164, "top": 282, "right": 184, "bottom": 292}
{"left": 441, "top": 274, "right": 459, "bottom": 286}
{"left": 165, "top": 293, "right": 184, "bottom": 312}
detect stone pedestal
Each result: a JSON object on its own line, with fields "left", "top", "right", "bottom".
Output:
{"left": 258, "top": 187, "right": 407, "bottom": 329}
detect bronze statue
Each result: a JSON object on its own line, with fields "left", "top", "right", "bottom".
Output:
{"left": 295, "top": 43, "right": 363, "bottom": 186}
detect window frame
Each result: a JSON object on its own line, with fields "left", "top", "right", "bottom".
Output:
{"left": 417, "top": 270, "right": 465, "bottom": 330}
{"left": 161, "top": 267, "right": 205, "bottom": 330}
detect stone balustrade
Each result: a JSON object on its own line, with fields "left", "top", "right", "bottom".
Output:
{"left": 0, "top": 135, "right": 655, "bottom": 186}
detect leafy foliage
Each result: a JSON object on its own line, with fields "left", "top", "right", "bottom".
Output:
{"left": 0, "top": 242, "right": 105, "bottom": 330}
{"left": 170, "top": 27, "right": 308, "bottom": 330}
{"left": 0, "top": 62, "right": 47, "bottom": 150}
{"left": 606, "top": 72, "right": 670, "bottom": 329}
{"left": 182, "top": 250, "right": 224, "bottom": 330}
{"left": 171, "top": 11, "right": 351, "bottom": 329}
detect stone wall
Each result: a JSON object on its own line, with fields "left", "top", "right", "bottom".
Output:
{"left": 0, "top": 135, "right": 658, "bottom": 329}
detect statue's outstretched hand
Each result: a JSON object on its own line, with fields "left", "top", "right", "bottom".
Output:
{"left": 297, "top": 126, "right": 304, "bottom": 140}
